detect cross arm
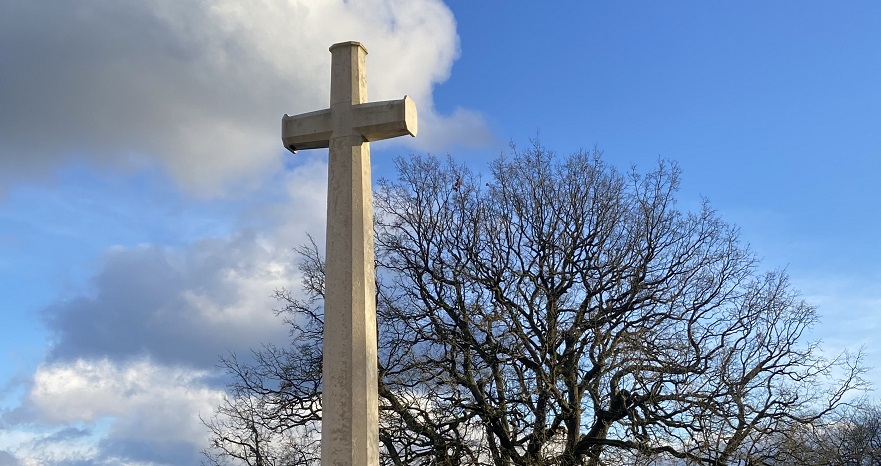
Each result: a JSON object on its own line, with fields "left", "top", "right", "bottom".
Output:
{"left": 282, "top": 95, "right": 416, "bottom": 154}
{"left": 282, "top": 108, "right": 333, "bottom": 153}
{"left": 352, "top": 95, "right": 417, "bottom": 142}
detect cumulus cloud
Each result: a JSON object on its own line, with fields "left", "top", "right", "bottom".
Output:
{"left": 0, "top": 0, "right": 490, "bottom": 196}
{"left": 42, "top": 161, "right": 328, "bottom": 368}
{"left": 8, "top": 358, "right": 223, "bottom": 465}
{"left": 14, "top": 245, "right": 264, "bottom": 463}
{"left": 42, "top": 233, "right": 292, "bottom": 366}
{"left": 1, "top": 158, "right": 330, "bottom": 464}
{"left": 30, "top": 359, "right": 218, "bottom": 435}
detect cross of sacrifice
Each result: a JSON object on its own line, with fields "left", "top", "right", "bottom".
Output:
{"left": 281, "top": 41, "right": 416, "bottom": 466}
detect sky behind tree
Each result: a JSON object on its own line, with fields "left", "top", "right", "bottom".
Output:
{"left": 1, "top": 1, "right": 879, "bottom": 464}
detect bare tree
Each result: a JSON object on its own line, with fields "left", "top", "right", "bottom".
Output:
{"left": 203, "top": 143, "right": 866, "bottom": 466}
{"left": 202, "top": 239, "right": 325, "bottom": 466}
{"left": 758, "top": 402, "right": 881, "bottom": 466}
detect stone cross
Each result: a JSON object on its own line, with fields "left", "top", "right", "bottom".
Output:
{"left": 281, "top": 41, "right": 417, "bottom": 466}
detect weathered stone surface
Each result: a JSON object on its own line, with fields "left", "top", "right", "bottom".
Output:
{"left": 281, "top": 41, "right": 417, "bottom": 466}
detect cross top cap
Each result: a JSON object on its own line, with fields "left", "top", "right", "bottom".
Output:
{"left": 330, "top": 41, "right": 367, "bottom": 53}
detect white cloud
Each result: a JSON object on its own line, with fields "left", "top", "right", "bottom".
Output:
{"left": 30, "top": 359, "right": 220, "bottom": 439}
{"left": 0, "top": 0, "right": 490, "bottom": 196}
{"left": 40, "top": 232, "right": 294, "bottom": 367}
{"left": 5, "top": 358, "right": 222, "bottom": 465}
{"left": 40, "top": 167, "right": 329, "bottom": 368}
{"left": 2, "top": 159, "right": 332, "bottom": 463}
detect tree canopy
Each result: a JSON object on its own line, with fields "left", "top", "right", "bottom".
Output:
{"left": 203, "top": 143, "right": 866, "bottom": 466}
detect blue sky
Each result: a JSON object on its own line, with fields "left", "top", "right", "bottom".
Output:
{"left": 1, "top": 1, "right": 879, "bottom": 464}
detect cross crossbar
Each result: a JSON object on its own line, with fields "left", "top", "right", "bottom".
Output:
{"left": 282, "top": 95, "right": 416, "bottom": 152}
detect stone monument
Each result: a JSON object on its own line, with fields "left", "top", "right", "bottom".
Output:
{"left": 281, "top": 41, "right": 417, "bottom": 466}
